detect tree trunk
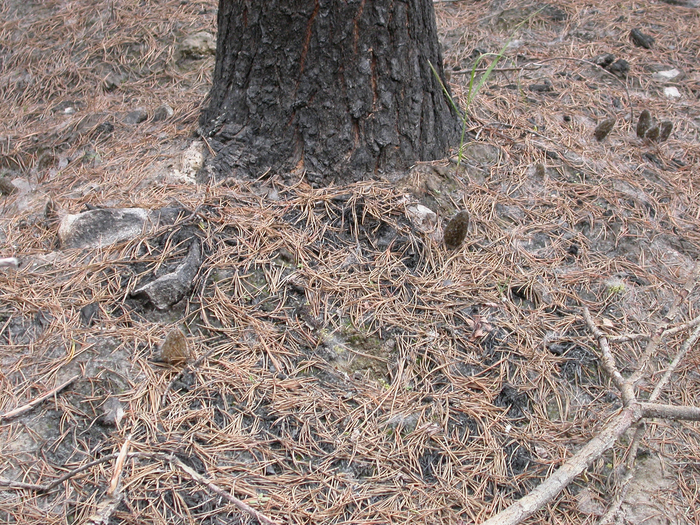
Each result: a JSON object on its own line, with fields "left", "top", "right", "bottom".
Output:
{"left": 200, "top": 0, "right": 460, "bottom": 186}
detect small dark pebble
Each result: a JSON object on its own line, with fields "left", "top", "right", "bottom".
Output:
{"left": 563, "top": 114, "right": 571, "bottom": 122}
{"left": 658, "top": 121, "right": 673, "bottom": 142}
{"left": 443, "top": 211, "right": 470, "bottom": 250}
{"left": 637, "top": 110, "right": 652, "bottom": 138}
{"left": 630, "top": 28, "right": 655, "bottom": 49}
{"left": 594, "top": 118, "right": 616, "bottom": 141}
{"left": 608, "top": 59, "right": 630, "bottom": 77}
{"left": 529, "top": 81, "right": 553, "bottom": 93}
{"left": 92, "top": 121, "right": 114, "bottom": 138}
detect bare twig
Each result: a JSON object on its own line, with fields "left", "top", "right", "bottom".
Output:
{"left": 107, "top": 434, "right": 131, "bottom": 497}
{"left": 169, "top": 455, "right": 283, "bottom": 525}
{"left": 582, "top": 307, "right": 635, "bottom": 404}
{"left": 87, "top": 435, "right": 131, "bottom": 525}
{"left": 640, "top": 402, "right": 700, "bottom": 421}
{"left": 0, "top": 375, "right": 80, "bottom": 422}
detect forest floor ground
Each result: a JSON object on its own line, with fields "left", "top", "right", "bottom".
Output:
{"left": 1, "top": 1, "right": 700, "bottom": 524}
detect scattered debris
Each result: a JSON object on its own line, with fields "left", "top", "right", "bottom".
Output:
{"left": 123, "top": 108, "right": 148, "bottom": 125}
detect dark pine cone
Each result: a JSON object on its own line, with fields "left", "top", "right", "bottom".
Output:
{"left": 594, "top": 118, "right": 615, "bottom": 141}
{"left": 443, "top": 211, "right": 470, "bottom": 249}
{"left": 637, "top": 109, "right": 652, "bottom": 138}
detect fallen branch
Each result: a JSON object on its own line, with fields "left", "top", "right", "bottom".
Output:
{"left": 480, "top": 404, "right": 643, "bottom": 525}
{"left": 582, "top": 307, "right": 634, "bottom": 404}
{"left": 87, "top": 435, "right": 131, "bottom": 525}
{"left": 0, "top": 375, "right": 80, "bottom": 422}
{"left": 640, "top": 402, "right": 700, "bottom": 421}
{"left": 480, "top": 297, "right": 700, "bottom": 525}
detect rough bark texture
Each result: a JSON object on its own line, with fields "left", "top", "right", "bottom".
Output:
{"left": 199, "top": 0, "right": 460, "bottom": 185}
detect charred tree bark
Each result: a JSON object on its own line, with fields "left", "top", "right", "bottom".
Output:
{"left": 199, "top": 0, "right": 460, "bottom": 185}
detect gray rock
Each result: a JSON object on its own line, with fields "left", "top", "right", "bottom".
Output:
{"left": 179, "top": 31, "right": 216, "bottom": 60}
{"left": 131, "top": 240, "right": 202, "bottom": 309}
{"left": 153, "top": 104, "right": 174, "bottom": 121}
{"left": 103, "top": 72, "right": 123, "bottom": 91}
{"left": 123, "top": 108, "right": 148, "bottom": 125}
{"left": 58, "top": 208, "right": 155, "bottom": 249}
{"left": 100, "top": 396, "right": 125, "bottom": 426}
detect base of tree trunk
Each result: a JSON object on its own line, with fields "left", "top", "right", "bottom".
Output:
{"left": 199, "top": 0, "right": 460, "bottom": 186}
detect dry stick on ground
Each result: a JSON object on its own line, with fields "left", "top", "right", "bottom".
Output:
{"left": 479, "top": 305, "right": 700, "bottom": 525}
{"left": 0, "top": 447, "right": 282, "bottom": 525}
{"left": 0, "top": 374, "right": 80, "bottom": 422}
{"left": 597, "top": 266, "right": 700, "bottom": 524}
{"left": 168, "top": 455, "right": 283, "bottom": 525}
{"left": 0, "top": 453, "right": 124, "bottom": 492}
{"left": 87, "top": 434, "right": 131, "bottom": 525}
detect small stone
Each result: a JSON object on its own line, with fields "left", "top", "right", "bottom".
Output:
{"left": 658, "top": 121, "right": 673, "bottom": 142}
{"left": 179, "top": 31, "right": 216, "bottom": 60}
{"left": 44, "top": 199, "right": 58, "bottom": 222}
{"left": 529, "top": 81, "right": 553, "bottom": 93}
{"left": 103, "top": 72, "right": 123, "bottom": 91}
{"left": 80, "top": 302, "right": 100, "bottom": 326}
{"left": 637, "top": 110, "right": 652, "bottom": 138}
{"left": 443, "top": 211, "right": 470, "bottom": 250}
{"left": 652, "top": 69, "right": 682, "bottom": 82}
{"left": 158, "top": 327, "right": 191, "bottom": 365}
{"left": 0, "top": 257, "right": 19, "bottom": 269}
{"left": 92, "top": 121, "right": 114, "bottom": 139}
{"left": 153, "top": 104, "right": 174, "bottom": 121}
{"left": 663, "top": 86, "right": 681, "bottom": 99}
{"left": 645, "top": 125, "right": 660, "bottom": 141}
{"left": 100, "top": 396, "right": 125, "bottom": 426}
{"left": 594, "top": 118, "right": 615, "bottom": 141}
{"left": 406, "top": 204, "right": 437, "bottom": 233}
{"left": 630, "top": 28, "right": 655, "bottom": 49}
{"left": 58, "top": 208, "right": 154, "bottom": 249}
{"left": 131, "top": 240, "right": 202, "bottom": 309}
{"left": 123, "top": 108, "right": 148, "bottom": 125}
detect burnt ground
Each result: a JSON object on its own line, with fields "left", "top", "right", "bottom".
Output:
{"left": 1, "top": 1, "right": 700, "bottom": 524}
